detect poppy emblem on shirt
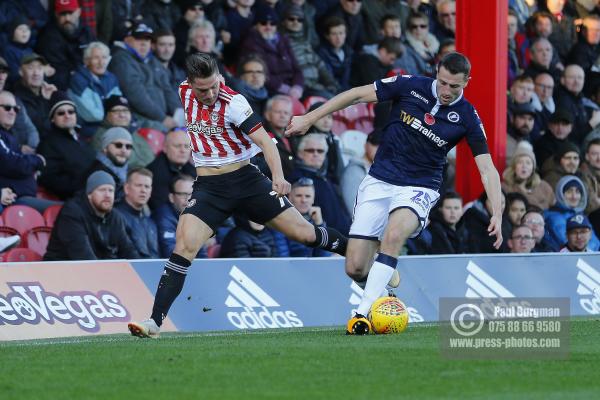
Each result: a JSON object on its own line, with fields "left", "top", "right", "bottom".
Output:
{"left": 424, "top": 113, "right": 435, "bottom": 125}
{"left": 201, "top": 109, "right": 210, "bottom": 123}
{"left": 448, "top": 111, "right": 460, "bottom": 123}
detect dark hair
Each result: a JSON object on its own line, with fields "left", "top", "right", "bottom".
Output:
{"left": 377, "top": 37, "right": 402, "bottom": 55}
{"left": 441, "top": 190, "right": 462, "bottom": 204}
{"left": 185, "top": 52, "right": 219, "bottom": 81}
{"left": 407, "top": 10, "right": 429, "bottom": 26}
{"left": 380, "top": 13, "right": 400, "bottom": 29}
{"left": 524, "top": 204, "right": 543, "bottom": 215}
{"left": 478, "top": 189, "right": 506, "bottom": 204}
{"left": 169, "top": 174, "right": 195, "bottom": 193}
{"left": 322, "top": 16, "right": 346, "bottom": 35}
{"left": 152, "top": 28, "right": 175, "bottom": 42}
{"left": 438, "top": 52, "right": 471, "bottom": 77}
{"left": 236, "top": 53, "right": 268, "bottom": 78}
{"left": 506, "top": 192, "right": 529, "bottom": 208}
{"left": 586, "top": 138, "right": 600, "bottom": 153}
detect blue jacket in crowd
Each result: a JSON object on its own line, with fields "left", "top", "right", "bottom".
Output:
{"left": 152, "top": 202, "right": 207, "bottom": 259}
{"left": 115, "top": 201, "right": 159, "bottom": 259}
{"left": 0, "top": 127, "right": 43, "bottom": 197}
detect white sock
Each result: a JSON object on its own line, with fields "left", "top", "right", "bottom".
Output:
{"left": 356, "top": 261, "right": 395, "bottom": 316}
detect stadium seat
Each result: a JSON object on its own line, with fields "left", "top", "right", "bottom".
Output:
{"left": 24, "top": 226, "right": 52, "bottom": 257}
{"left": 340, "top": 103, "right": 374, "bottom": 134}
{"left": 303, "top": 96, "right": 328, "bottom": 110}
{"left": 330, "top": 117, "right": 349, "bottom": 136}
{"left": 2, "top": 248, "right": 42, "bottom": 262}
{"left": 290, "top": 97, "right": 306, "bottom": 116}
{"left": 1, "top": 205, "right": 45, "bottom": 236}
{"left": 340, "top": 130, "right": 367, "bottom": 161}
{"left": 138, "top": 128, "right": 165, "bottom": 155}
{"left": 0, "top": 226, "right": 22, "bottom": 248}
{"left": 36, "top": 186, "right": 60, "bottom": 201}
{"left": 43, "top": 204, "right": 63, "bottom": 228}
{"left": 207, "top": 244, "right": 221, "bottom": 258}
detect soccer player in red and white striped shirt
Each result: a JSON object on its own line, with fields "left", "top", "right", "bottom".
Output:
{"left": 129, "top": 53, "right": 348, "bottom": 338}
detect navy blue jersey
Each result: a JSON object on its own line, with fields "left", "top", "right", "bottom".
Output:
{"left": 369, "top": 75, "right": 489, "bottom": 191}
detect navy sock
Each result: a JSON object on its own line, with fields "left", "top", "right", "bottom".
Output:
{"left": 311, "top": 226, "right": 347, "bottom": 256}
{"left": 150, "top": 253, "right": 191, "bottom": 327}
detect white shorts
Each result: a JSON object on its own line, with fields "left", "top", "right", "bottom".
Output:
{"left": 349, "top": 175, "right": 440, "bottom": 241}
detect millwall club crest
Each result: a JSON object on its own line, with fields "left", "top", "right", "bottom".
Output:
{"left": 186, "top": 199, "right": 196, "bottom": 208}
{"left": 424, "top": 113, "right": 435, "bottom": 125}
{"left": 447, "top": 111, "right": 460, "bottom": 123}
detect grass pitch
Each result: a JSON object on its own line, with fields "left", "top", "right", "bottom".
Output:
{"left": 1, "top": 319, "right": 599, "bottom": 400}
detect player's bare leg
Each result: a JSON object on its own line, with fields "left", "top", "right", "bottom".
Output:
{"left": 347, "top": 209, "right": 418, "bottom": 334}
{"left": 345, "top": 238, "right": 400, "bottom": 293}
{"left": 267, "top": 207, "right": 348, "bottom": 255}
{"left": 128, "top": 214, "right": 213, "bottom": 338}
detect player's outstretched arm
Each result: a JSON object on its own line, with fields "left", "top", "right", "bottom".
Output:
{"left": 475, "top": 153, "right": 503, "bottom": 249}
{"left": 250, "top": 127, "right": 291, "bottom": 196}
{"left": 285, "top": 84, "right": 377, "bottom": 137}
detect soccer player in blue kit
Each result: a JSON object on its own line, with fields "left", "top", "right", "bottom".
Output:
{"left": 286, "top": 52, "right": 503, "bottom": 334}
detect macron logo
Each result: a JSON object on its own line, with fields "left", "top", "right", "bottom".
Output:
{"left": 465, "top": 261, "right": 514, "bottom": 298}
{"left": 225, "top": 266, "right": 303, "bottom": 329}
{"left": 575, "top": 259, "right": 600, "bottom": 315}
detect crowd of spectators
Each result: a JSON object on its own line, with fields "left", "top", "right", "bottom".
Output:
{"left": 2, "top": 0, "right": 600, "bottom": 258}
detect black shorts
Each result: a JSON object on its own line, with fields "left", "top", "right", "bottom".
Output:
{"left": 182, "top": 164, "right": 293, "bottom": 233}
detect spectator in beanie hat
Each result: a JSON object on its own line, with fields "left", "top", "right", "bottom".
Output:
{"left": 38, "top": 90, "right": 96, "bottom": 200}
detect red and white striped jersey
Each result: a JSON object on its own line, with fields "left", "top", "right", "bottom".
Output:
{"left": 178, "top": 81, "right": 261, "bottom": 167}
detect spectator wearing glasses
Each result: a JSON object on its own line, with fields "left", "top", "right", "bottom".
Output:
{"left": 231, "top": 54, "right": 269, "bottom": 116}
{"left": 431, "top": 0, "right": 455, "bottom": 42}
{"left": 242, "top": 6, "right": 304, "bottom": 98}
{"left": 290, "top": 133, "right": 351, "bottom": 234}
{"left": 521, "top": 207, "right": 554, "bottom": 252}
{"left": 68, "top": 41, "right": 122, "bottom": 138}
{"left": 0, "top": 56, "right": 39, "bottom": 154}
{"left": 37, "top": 91, "right": 95, "bottom": 200}
{"left": 531, "top": 72, "right": 555, "bottom": 131}
{"left": 285, "top": 177, "right": 332, "bottom": 256}
{"left": 281, "top": 5, "right": 339, "bottom": 98}
{"left": 91, "top": 95, "right": 155, "bottom": 169}
{"left": 153, "top": 174, "right": 208, "bottom": 258}
{"left": 115, "top": 168, "right": 159, "bottom": 259}
{"left": 147, "top": 129, "right": 196, "bottom": 210}
{"left": 405, "top": 11, "right": 439, "bottom": 66}
{"left": 507, "top": 224, "right": 536, "bottom": 253}
{"left": 560, "top": 214, "right": 594, "bottom": 252}
{"left": 0, "top": 90, "right": 53, "bottom": 213}
{"left": 85, "top": 127, "right": 134, "bottom": 203}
